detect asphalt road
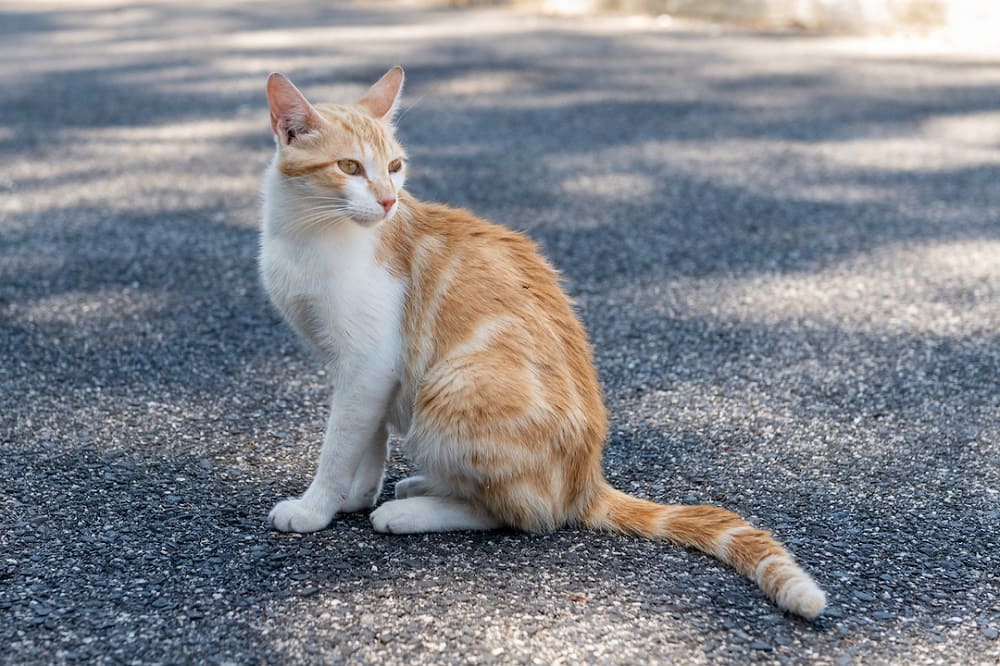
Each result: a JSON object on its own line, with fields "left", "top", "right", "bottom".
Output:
{"left": 1, "top": 2, "right": 998, "bottom": 664}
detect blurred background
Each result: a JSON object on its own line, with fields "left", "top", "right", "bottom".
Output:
{"left": 538, "top": 0, "right": 1000, "bottom": 38}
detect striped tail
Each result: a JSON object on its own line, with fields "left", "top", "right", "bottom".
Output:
{"left": 584, "top": 484, "right": 826, "bottom": 619}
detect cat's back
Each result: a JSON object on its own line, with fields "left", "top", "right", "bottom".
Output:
{"left": 380, "top": 194, "right": 606, "bottom": 440}
{"left": 393, "top": 198, "right": 560, "bottom": 295}
{"left": 381, "top": 196, "right": 581, "bottom": 354}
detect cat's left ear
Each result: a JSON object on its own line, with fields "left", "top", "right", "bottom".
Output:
{"left": 266, "top": 73, "right": 323, "bottom": 145}
{"left": 357, "top": 66, "right": 405, "bottom": 124}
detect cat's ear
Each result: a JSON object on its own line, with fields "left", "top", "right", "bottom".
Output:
{"left": 357, "top": 66, "right": 405, "bottom": 123}
{"left": 266, "top": 73, "right": 323, "bottom": 145}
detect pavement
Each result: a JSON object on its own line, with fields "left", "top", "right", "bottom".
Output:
{"left": 1, "top": 1, "right": 998, "bottom": 664}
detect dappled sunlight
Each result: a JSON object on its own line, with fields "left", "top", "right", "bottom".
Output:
{"left": 17, "top": 287, "right": 160, "bottom": 325}
{"left": 2, "top": 169, "right": 260, "bottom": 223}
{"left": 546, "top": 117, "right": 1000, "bottom": 217}
{"left": 2, "top": 2, "right": 998, "bottom": 662}
{"left": 422, "top": 70, "right": 542, "bottom": 97}
{"left": 210, "top": 55, "right": 355, "bottom": 78}
{"left": 813, "top": 134, "right": 1000, "bottom": 171}
{"left": 76, "top": 117, "right": 263, "bottom": 143}
{"left": 923, "top": 110, "right": 1000, "bottom": 146}
{"left": 551, "top": 139, "right": 906, "bottom": 208}
{"left": 3, "top": 160, "right": 262, "bottom": 222}
{"left": 630, "top": 239, "right": 998, "bottom": 338}
{"left": 629, "top": 380, "right": 864, "bottom": 468}
{"left": 560, "top": 172, "right": 659, "bottom": 205}
{"left": 461, "top": 89, "right": 658, "bottom": 110}
{"left": 258, "top": 555, "right": 714, "bottom": 663}
{"left": 218, "top": 10, "right": 554, "bottom": 51}
{"left": 3, "top": 117, "right": 266, "bottom": 222}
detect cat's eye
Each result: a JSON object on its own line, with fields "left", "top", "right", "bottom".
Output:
{"left": 388, "top": 158, "right": 403, "bottom": 174}
{"left": 337, "top": 159, "right": 363, "bottom": 176}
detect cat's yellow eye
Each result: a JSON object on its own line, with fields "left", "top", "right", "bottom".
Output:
{"left": 337, "top": 159, "right": 362, "bottom": 176}
{"left": 388, "top": 158, "right": 403, "bottom": 174}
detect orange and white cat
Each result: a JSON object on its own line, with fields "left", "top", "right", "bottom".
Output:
{"left": 259, "top": 66, "right": 826, "bottom": 619}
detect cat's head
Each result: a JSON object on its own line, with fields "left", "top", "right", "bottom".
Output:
{"left": 266, "top": 67, "right": 407, "bottom": 227}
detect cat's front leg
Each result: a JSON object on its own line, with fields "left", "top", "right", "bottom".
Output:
{"left": 269, "top": 372, "right": 395, "bottom": 533}
{"left": 339, "top": 421, "right": 390, "bottom": 513}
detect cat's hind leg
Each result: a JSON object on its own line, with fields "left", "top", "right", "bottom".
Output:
{"left": 370, "top": 496, "right": 501, "bottom": 534}
{"left": 393, "top": 475, "right": 432, "bottom": 499}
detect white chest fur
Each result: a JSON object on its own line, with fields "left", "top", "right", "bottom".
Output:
{"left": 259, "top": 165, "right": 406, "bottom": 386}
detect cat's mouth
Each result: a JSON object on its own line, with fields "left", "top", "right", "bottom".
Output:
{"left": 352, "top": 207, "right": 396, "bottom": 227}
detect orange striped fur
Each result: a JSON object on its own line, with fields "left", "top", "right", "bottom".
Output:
{"left": 260, "top": 67, "right": 826, "bottom": 619}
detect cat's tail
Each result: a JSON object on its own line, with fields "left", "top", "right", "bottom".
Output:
{"left": 583, "top": 483, "right": 826, "bottom": 619}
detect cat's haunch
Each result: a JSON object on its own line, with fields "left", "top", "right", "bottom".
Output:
{"left": 258, "top": 66, "right": 826, "bottom": 619}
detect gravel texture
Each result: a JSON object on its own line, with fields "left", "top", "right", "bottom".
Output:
{"left": 1, "top": 2, "right": 999, "bottom": 664}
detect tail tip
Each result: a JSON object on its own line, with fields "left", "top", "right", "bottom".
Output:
{"left": 779, "top": 577, "right": 827, "bottom": 620}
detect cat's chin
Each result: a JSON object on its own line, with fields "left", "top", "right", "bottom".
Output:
{"left": 351, "top": 211, "right": 395, "bottom": 228}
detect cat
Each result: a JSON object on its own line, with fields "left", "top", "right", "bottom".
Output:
{"left": 259, "top": 66, "right": 826, "bottom": 619}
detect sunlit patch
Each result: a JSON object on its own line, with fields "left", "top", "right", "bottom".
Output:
{"left": 17, "top": 288, "right": 156, "bottom": 325}
{"left": 2, "top": 119, "right": 264, "bottom": 225}
{"left": 560, "top": 173, "right": 657, "bottom": 200}
{"left": 923, "top": 111, "right": 1000, "bottom": 147}
{"left": 813, "top": 136, "right": 1000, "bottom": 172}
{"left": 634, "top": 240, "right": 1000, "bottom": 338}
{"left": 86, "top": 118, "right": 262, "bottom": 143}
{"left": 423, "top": 70, "right": 542, "bottom": 97}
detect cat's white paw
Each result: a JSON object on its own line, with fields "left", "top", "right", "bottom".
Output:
{"left": 370, "top": 497, "right": 498, "bottom": 534}
{"left": 370, "top": 499, "right": 427, "bottom": 534}
{"left": 394, "top": 475, "right": 429, "bottom": 499}
{"left": 268, "top": 498, "right": 333, "bottom": 533}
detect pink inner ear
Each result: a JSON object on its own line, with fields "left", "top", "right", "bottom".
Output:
{"left": 358, "top": 66, "right": 404, "bottom": 121}
{"left": 266, "top": 73, "right": 320, "bottom": 142}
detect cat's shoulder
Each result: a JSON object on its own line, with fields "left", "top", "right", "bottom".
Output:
{"left": 394, "top": 195, "right": 541, "bottom": 256}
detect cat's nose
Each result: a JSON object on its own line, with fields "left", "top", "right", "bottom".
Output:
{"left": 379, "top": 198, "right": 396, "bottom": 213}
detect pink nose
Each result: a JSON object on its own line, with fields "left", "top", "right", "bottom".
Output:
{"left": 379, "top": 198, "right": 396, "bottom": 213}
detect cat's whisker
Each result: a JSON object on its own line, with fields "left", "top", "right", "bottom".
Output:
{"left": 394, "top": 93, "right": 427, "bottom": 125}
{"left": 296, "top": 203, "right": 353, "bottom": 216}
{"left": 298, "top": 212, "right": 352, "bottom": 231}
{"left": 307, "top": 208, "right": 353, "bottom": 222}
{"left": 294, "top": 211, "right": 348, "bottom": 225}
{"left": 298, "top": 204, "right": 351, "bottom": 215}
{"left": 299, "top": 196, "right": 353, "bottom": 203}
{"left": 290, "top": 204, "right": 356, "bottom": 230}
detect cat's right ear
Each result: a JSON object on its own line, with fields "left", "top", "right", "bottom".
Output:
{"left": 266, "top": 73, "right": 322, "bottom": 145}
{"left": 357, "top": 66, "right": 405, "bottom": 123}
